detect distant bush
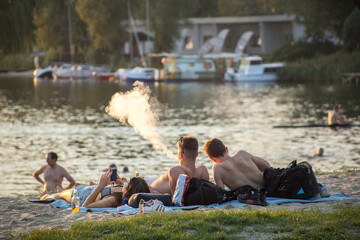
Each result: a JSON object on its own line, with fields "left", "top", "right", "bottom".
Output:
{"left": 268, "top": 40, "right": 340, "bottom": 62}
{"left": 342, "top": 8, "right": 360, "bottom": 51}
{"left": 278, "top": 50, "right": 360, "bottom": 82}
{"left": 0, "top": 54, "right": 34, "bottom": 70}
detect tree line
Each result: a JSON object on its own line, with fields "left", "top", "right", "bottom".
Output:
{"left": 1, "top": 0, "right": 359, "bottom": 67}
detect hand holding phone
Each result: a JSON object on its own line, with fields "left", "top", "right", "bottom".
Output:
{"left": 110, "top": 168, "right": 117, "bottom": 182}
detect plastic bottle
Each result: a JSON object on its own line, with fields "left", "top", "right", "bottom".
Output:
{"left": 71, "top": 188, "right": 80, "bottom": 213}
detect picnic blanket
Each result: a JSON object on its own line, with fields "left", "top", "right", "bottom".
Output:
{"left": 50, "top": 193, "right": 352, "bottom": 215}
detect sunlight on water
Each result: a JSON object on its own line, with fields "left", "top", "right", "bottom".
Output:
{"left": 0, "top": 77, "right": 359, "bottom": 196}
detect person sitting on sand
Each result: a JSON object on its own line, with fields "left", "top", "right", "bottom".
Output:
{"left": 40, "top": 170, "right": 150, "bottom": 208}
{"left": 33, "top": 152, "right": 76, "bottom": 194}
{"left": 328, "top": 105, "right": 351, "bottom": 125}
{"left": 151, "top": 136, "right": 209, "bottom": 195}
{"left": 204, "top": 138, "right": 271, "bottom": 190}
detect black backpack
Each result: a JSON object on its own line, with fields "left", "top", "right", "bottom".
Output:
{"left": 183, "top": 178, "right": 229, "bottom": 206}
{"left": 264, "top": 160, "right": 320, "bottom": 199}
{"left": 183, "top": 178, "right": 261, "bottom": 206}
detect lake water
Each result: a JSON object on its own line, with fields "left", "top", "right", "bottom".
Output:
{"left": 0, "top": 76, "right": 359, "bottom": 196}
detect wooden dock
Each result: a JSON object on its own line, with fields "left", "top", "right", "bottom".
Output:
{"left": 342, "top": 73, "right": 360, "bottom": 85}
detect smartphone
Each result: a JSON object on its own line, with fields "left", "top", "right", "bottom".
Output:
{"left": 110, "top": 168, "right": 117, "bottom": 182}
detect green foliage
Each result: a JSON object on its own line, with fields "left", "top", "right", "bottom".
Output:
{"left": 268, "top": 40, "right": 339, "bottom": 62}
{"left": 0, "top": 0, "right": 35, "bottom": 55}
{"left": 20, "top": 206, "right": 360, "bottom": 239}
{"left": 342, "top": 7, "right": 360, "bottom": 51}
{"left": 150, "top": 0, "right": 186, "bottom": 53}
{"left": 75, "top": 0, "right": 128, "bottom": 62}
{"left": 0, "top": 54, "right": 34, "bottom": 70}
{"left": 185, "top": 0, "right": 221, "bottom": 17}
{"left": 218, "top": 0, "right": 288, "bottom": 16}
{"left": 33, "top": 0, "right": 70, "bottom": 61}
{"left": 1, "top": 0, "right": 358, "bottom": 69}
{"left": 33, "top": 0, "right": 89, "bottom": 63}
{"left": 277, "top": 50, "right": 360, "bottom": 82}
{"left": 285, "top": 0, "right": 356, "bottom": 42}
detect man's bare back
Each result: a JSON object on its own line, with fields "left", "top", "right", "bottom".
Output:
{"left": 151, "top": 136, "right": 209, "bottom": 195}
{"left": 151, "top": 165, "right": 208, "bottom": 195}
{"left": 204, "top": 138, "right": 271, "bottom": 191}
{"left": 213, "top": 150, "right": 270, "bottom": 190}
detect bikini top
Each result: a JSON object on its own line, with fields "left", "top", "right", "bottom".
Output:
{"left": 100, "top": 187, "right": 111, "bottom": 199}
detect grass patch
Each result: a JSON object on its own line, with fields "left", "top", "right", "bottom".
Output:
{"left": 19, "top": 205, "right": 360, "bottom": 240}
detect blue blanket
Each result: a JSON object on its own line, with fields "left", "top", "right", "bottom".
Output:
{"left": 50, "top": 193, "right": 352, "bottom": 215}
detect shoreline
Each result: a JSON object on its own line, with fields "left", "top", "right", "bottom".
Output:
{"left": 0, "top": 70, "right": 33, "bottom": 77}
{"left": 0, "top": 171, "right": 359, "bottom": 238}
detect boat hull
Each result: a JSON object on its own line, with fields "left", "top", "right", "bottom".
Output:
{"left": 33, "top": 67, "right": 53, "bottom": 79}
{"left": 224, "top": 72, "right": 278, "bottom": 81}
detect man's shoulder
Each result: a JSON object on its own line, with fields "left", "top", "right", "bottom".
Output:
{"left": 54, "top": 164, "right": 68, "bottom": 172}
{"left": 169, "top": 166, "right": 186, "bottom": 174}
{"left": 235, "top": 150, "right": 250, "bottom": 156}
{"left": 35, "top": 164, "right": 48, "bottom": 172}
{"left": 196, "top": 165, "right": 207, "bottom": 170}
{"left": 212, "top": 162, "right": 227, "bottom": 174}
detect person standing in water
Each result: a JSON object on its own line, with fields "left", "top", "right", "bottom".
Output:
{"left": 328, "top": 105, "right": 351, "bottom": 125}
{"left": 33, "top": 152, "right": 76, "bottom": 193}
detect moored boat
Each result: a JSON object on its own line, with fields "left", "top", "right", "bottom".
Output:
{"left": 94, "top": 72, "right": 116, "bottom": 81}
{"left": 224, "top": 56, "right": 284, "bottom": 81}
{"left": 53, "top": 64, "right": 108, "bottom": 79}
{"left": 121, "top": 67, "right": 159, "bottom": 81}
{"left": 33, "top": 66, "right": 53, "bottom": 79}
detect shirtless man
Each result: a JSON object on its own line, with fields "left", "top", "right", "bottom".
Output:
{"left": 33, "top": 152, "right": 76, "bottom": 193}
{"left": 204, "top": 138, "right": 270, "bottom": 190}
{"left": 151, "top": 136, "right": 209, "bottom": 195}
{"left": 328, "top": 105, "right": 351, "bottom": 125}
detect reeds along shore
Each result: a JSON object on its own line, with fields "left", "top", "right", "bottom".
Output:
{"left": 278, "top": 50, "right": 360, "bottom": 82}
{"left": 0, "top": 171, "right": 359, "bottom": 239}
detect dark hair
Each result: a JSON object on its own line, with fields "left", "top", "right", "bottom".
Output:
{"left": 47, "top": 152, "right": 58, "bottom": 160}
{"left": 124, "top": 177, "right": 150, "bottom": 198}
{"left": 111, "top": 177, "right": 150, "bottom": 206}
{"left": 204, "top": 138, "right": 226, "bottom": 158}
{"left": 177, "top": 136, "right": 198, "bottom": 160}
{"left": 112, "top": 192, "right": 124, "bottom": 206}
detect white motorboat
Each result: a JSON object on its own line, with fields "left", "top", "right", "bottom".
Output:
{"left": 33, "top": 66, "right": 53, "bottom": 79}
{"left": 121, "top": 67, "right": 159, "bottom": 81}
{"left": 53, "top": 64, "right": 107, "bottom": 79}
{"left": 224, "top": 56, "right": 284, "bottom": 81}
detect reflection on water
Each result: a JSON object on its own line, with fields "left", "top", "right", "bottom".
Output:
{"left": 0, "top": 77, "right": 359, "bottom": 196}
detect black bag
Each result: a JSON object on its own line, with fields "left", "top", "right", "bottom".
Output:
{"left": 129, "top": 193, "right": 172, "bottom": 208}
{"left": 264, "top": 160, "right": 320, "bottom": 199}
{"left": 183, "top": 178, "right": 234, "bottom": 206}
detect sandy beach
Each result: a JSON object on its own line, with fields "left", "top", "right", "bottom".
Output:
{"left": 1, "top": 171, "right": 359, "bottom": 239}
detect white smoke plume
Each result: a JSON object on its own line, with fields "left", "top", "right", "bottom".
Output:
{"left": 105, "top": 81, "right": 175, "bottom": 158}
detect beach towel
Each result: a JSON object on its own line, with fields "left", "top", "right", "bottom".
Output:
{"left": 50, "top": 193, "right": 352, "bottom": 215}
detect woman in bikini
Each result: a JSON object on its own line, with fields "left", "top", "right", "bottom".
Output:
{"left": 40, "top": 170, "right": 150, "bottom": 208}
